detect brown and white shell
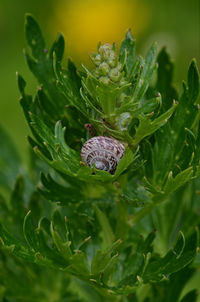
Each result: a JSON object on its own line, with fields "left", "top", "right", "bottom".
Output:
{"left": 81, "top": 136, "right": 125, "bottom": 174}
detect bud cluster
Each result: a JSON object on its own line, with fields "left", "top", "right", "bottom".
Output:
{"left": 92, "top": 43, "right": 126, "bottom": 86}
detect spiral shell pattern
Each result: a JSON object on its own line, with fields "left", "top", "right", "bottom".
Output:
{"left": 81, "top": 136, "right": 125, "bottom": 174}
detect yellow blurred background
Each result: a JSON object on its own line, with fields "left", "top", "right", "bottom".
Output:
{"left": 51, "top": 0, "right": 150, "bottom": 65}
{"left": 0, "top": 0, "right": 199, "bottom": 161}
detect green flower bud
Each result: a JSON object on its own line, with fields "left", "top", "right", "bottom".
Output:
{"left": 107, "top": 51, "right": 117, "bottom": 68}
{"left": 118, "top": 112, "right": 131, "bottom": 130}
{"left": 98, "top": 62, "right": 110, "bottom": 76}
{"left": 109, "top": 67, "right": 121, "bottom": 82}
{"left": 116, "top": 63, "right": 122, "bottom": 71}
{"left": 92, "top": 43, "right": 127, "bottom": 89}
{"left": 93, "top": 54, "right": 102, "bottom": 66}
{"left": 119, "top": 78, "right": 127, "bottom": 86}
{"left": 99, "top": 43, "right": 113, "bottom": 60}
{"left": 94, "top": 69, "right": 100, "bottom": 78}
{"left": 99, "top": 76, "right": 110, "bottom": 84}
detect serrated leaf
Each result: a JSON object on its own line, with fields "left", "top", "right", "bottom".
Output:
{"left": 91, "top": 239, "right": 122, "bottom": 275}
{"left": 172, "top": 62, "right": 199, "bottom": 157}
{"left": 138, "top": 230, "right": 156, "bottom": 254}
{"left": 131, "top": 43, "right": 157, "bottom": 102}
{"left": 114, "top": 147, "right": 136, "bottom": 179}
{"left": 50, "top": 221, "right": 72, "bottom": 261}
{"left": 24, "top": 17, "right": 67, "bottom": 116}
{"left": 52, "top": 209, "right": 67, "bottom": 239}
{"left": 25, "top": 14, "right": 46, "bottom": 59}
{"left": 188, "top": 59, "right": 200, "bottom": 104}
{"left": 133, "top": 101, "right": 177, "bottom": 144}
{"left": 143, "top": 228, "right": 198, "bottom": 282}
{"left": 17, "top": 72, "right": 26, "bottom": 95}
{"left": 164, "top": 167, "right": 194, "bottom": 194}
{"left": 118, "top": 253, "right": 144, "bottom": 288}
{"left": 29, "top": 115, "right": 81, "bottom": 176}
{"left": 94, "top": 205, "right": 114, "bottom": 248}
{"left": 38, "top": 217, "right": 51, "bottom": 236}
{"left": 10, "top": 175, "right": 26, "bottom": 224}
{"left": 50, "top": 33, "right": 65, "bottom": 61}
{"left": 23, "top": 211, "right": 38, "bottom": 250}
{"left": 0, "top": 222, "right": 34, "bottom": 261}
{"left": 173, "top": 231, "right": 185, "bottom": 259}
{"left": 149, "top": 267, "right": 196, "bottom": 302}
{"left": 180, "top": 289, "right": 198, "bottom": 302}
{"left": 69, "top": 252, "right": 90, "bottom": 276}
{"left": 156, "top": 47, "right": 178, "bottom": 110}
{"left": 101, "top": 253, "right": 119, "bottom": 284}
{"left": 56, "top": 59, "right": 88, "bottom": 115}
{"left": 119, "top": 29, "right": 136, "bottom": 78}
{"left": 39, "top": 173, "right": 83, "bottom": 205}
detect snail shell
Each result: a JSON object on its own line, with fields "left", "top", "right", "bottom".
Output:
{"left": 81, "top": 136, "right": 125, "bottom": 174}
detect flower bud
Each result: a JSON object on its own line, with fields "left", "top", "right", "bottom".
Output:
{"left": 99, "top": 76, "right": 110, "bottom": 84}
{"left": 119, "top": 78, "right": 127, "bottom": 86}
{"left": 99, "top": 43, "right": 113, "bottom": 60}
{"left": 116, "top": 63, "right": 122, "bottom": 71}
{"left": 109, "top": 67, "right": 121, "bottom": 82}
{"left": 93, "top": 54, "right": 102, "bottom": 66}
{"left": 119, "top": 112, "right": 131, "bottom": 130}
{"left": 107, "top": 52, "right": 117, "bottom": 68}
{"left": 98, "top": 62, "right": 110, "bottom": 76}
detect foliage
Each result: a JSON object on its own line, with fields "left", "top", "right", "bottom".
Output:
{"left": 0, "top": 14, "right": 200, "bottom": 301}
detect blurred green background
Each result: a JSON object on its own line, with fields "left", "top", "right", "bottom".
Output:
{"left": 0, "top": 0, "right": 199, "bottom": 162}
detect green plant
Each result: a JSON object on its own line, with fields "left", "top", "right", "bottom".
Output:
{"left": 0, "top": 14, "right": 200, "bottom": 302}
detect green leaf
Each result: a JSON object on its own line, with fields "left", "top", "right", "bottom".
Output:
{"left": 69, "top": 252, "right": 90, "bottom": 276}
{"left": 143, "top": 228, "right": 199, "bottom": 282}
{"left": 149, "top": 267, "right": 196, "bottom": 302}
{"left": 56, "top": 59, "right": 88, "bottom": 115}
{"left": 101, "top": 253, "right": 119, "bottom": 284}
{"left": 119, "top": 29, "right": 136, "bottom": 78}
{"left": 180, "top": 289, "right": 198, "bottom": 302}
{"left": 131, "top": 43, "right": 157, "bottom": 102}
{"left": 187, "top": 59, "right": 200, "bottom": 104}
{"left": 114, "top": 147, "right": 137, "bottom": 179}
{"left": 156, "top": 47, "right": 178, "bottom": 110}
{"left": 133, "top": 101, "right": 177, "bottom": 144}
{"left": 39, "top": 173, "right": 83, "bottom": 205}
{"left": 138, "top": 230, "right": 156, "bottom": 254}
{"left": 50, "top": 221, "right": 72, "bottom": 261}
{"left": 23, "top": 211, "right": 39, "bottom": 250}
{"left": 23, "top": 211, "right": 67, "bottom": 267}
{"left": 29, "top": 115, "right": 81, "bottom": 176}
{"left": 172, "top": 231, "right": 185, "bottom": 259}
{"left": 38, "top": 217, "right": 51, "bottom": 236}
{"left": 10, "top": 175, "right": 26, "bottom": 224}
{"left": 163, "top": 167, "right": 194, "bottom": 194}
{"left": 115, "top": 94, "right": 161, "bottom": 118}
{"left": 52, "top": 209, "right": 66, "bottom": 238}
{"left": 0, "top": 222, "right": 34, "bottom": 261}
{"left": 24, "top": 17, "right": 67, "bottom": 117}
{"left": 91, "top": 239, "right": 122, "bottom": 275}
{"left": 50, "top": 33, "right": 65, "bottom": 61}
{"left": 94, "top": 205, "right": 115, "bottom": 248}
{"left": 17, "top": 72, "right": 26, "bottom": 95}
{"left": 25, "top": 14, "right": 46, "bottom": 59}
{"left": 172, "top": 63, "right": 199, "bottom": 158}
{"left": 120, "top": 177, "right": 150, "bottom": 208}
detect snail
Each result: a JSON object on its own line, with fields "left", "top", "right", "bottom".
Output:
{"left": 81, "top": 136, "right": 125, "bottom": 174}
